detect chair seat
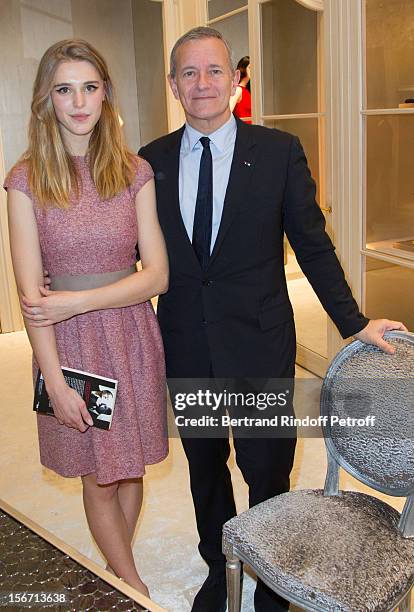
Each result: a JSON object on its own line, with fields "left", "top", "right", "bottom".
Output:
{"left": 223, "top": 490, "right": 414, "bottom": 611}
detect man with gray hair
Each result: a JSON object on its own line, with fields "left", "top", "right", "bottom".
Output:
{"left": 139, "top": 26, "right": 404, "bottom": 611}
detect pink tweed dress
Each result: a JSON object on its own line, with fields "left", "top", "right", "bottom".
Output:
{"left": 4, "top": 156, "right": 168, "bottom": 484}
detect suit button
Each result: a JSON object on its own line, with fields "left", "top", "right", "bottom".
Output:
{"left": 203, "top": 279, "right": 213, "bottom": 287}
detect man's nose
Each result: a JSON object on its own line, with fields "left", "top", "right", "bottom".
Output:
{"left": 196, "top": 72, "right": 210, "bottom": 89}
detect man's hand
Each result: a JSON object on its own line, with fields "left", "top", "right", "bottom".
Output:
{"left": 354, "top": 319, "right": 408, "bottom": 354}
{"left": 21, "top": 286, "right": 82, "bottom": 326}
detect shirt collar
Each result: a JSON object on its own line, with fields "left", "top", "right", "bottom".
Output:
{"left": 182, "top": 115, "right": 237, "bottom": 154}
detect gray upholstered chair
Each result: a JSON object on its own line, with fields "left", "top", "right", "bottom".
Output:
{"left": 223, "top": 331, "right": 414, "bottom": 611}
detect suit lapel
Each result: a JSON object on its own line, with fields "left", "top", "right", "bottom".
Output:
{"left": 160, "top": 127, "right": 201, "bottom": 267}
{"left": 209, "top": 119, "right": 258, "bottom": 267}
{"left": 160, "top": 120, "right": 258, "bottom": 273}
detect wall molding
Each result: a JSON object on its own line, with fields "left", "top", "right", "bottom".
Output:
{"left": 324, "top": 0, "right": 363, "bottom": 356}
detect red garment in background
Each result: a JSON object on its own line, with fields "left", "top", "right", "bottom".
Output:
{"left": 233, "top": 85, "right": 252, "bottom": 124}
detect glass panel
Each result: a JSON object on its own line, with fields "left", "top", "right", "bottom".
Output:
{"left": 366, "top": 0, "right": 414, "bottom": 109}
{"left": 264, "top": 118, "right": 327, "bottom": 359}
{"left": 365, "top": 256, "right": 414, "bottom": 332}
{"left": 208, "top": 0, "right": 247, "bottom": 21}
{"left": 264, "top": 118, "right": 320, "bottom": 202}
{"left": 365, "top": 114, "right": 414, "bottom": 260}
{"left": 211, "top": 11, "right": 249, "bottom": 70}
{"left": 261, "top": 0, "right": 318, "bottom": 116}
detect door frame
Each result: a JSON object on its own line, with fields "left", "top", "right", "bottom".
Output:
{"left": 324, "top": 0, "right": 365, "bottom": 358}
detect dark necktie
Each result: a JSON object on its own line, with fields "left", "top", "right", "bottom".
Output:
{"left": 192, "top": 136, "right": 213, "bottom": 270}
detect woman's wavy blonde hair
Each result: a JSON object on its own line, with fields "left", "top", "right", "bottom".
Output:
{"left": 22, "top": 39, "right": 135, "bottom": 208}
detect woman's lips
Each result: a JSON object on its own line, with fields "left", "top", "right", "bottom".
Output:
{"left": 71, "top": 114, "right": 90, "bottom": 122}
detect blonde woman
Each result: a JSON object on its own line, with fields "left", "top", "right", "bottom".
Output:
{"left": 4, "top": 39, "right": 168, "bottom": 598}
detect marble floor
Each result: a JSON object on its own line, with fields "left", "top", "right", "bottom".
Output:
{"left": 0, "top": 331, "right": 411, "bottom": 611}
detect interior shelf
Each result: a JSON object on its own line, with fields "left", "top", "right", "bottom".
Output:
{"left": 366, "top": 237, "right": 414, "bottom": 263}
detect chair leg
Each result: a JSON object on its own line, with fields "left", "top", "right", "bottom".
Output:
{"left": 399, "top": 590, "right": 412, "bottom": 612}
{"left": 226, "top": 555, "right": 242, "bottom": 612}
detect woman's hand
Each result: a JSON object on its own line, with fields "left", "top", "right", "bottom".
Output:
{"left": 48, "top": 382, "right": 93, "bottom": 432}
{"left": 43, "top": 269, "right": 51, "bottom": 289}
{"left": 21, "top": 286, "right": 82, "bottom": 326}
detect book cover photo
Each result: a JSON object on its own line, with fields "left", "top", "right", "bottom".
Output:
{"left": 33, "top": 367, "right": 118, "bottom": 430}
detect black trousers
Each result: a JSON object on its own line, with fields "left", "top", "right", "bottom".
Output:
{"left": 167, "top": 328, "right": 296, "bottom": 609}
{"left": 180, "top": 434, "right": 297, "bottom": 571}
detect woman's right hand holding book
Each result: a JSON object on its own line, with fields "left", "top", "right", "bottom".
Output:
{"left": 47, "top": 381, "right": 93, "bottom": 432}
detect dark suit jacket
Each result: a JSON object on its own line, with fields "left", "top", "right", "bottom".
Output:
{"left": 139, "top": 119, "right": 368, "bottom": 378}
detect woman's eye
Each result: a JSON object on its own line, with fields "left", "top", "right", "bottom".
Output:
{"left": 86, "top": 84, "right": 98, "bottom": 92}
{"left": 56, "top": 87, "right": 70, "bottom": 94}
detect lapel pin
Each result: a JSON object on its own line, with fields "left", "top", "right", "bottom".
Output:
{"left": 243, "top": 161, "right": 252, "bottom": 167}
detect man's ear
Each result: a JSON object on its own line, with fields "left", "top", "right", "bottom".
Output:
{"left": 231, "top": 69, "right": 241, "bottom": 96}
{"left": 168, "top": 74, "right": 180, "bottom": 100}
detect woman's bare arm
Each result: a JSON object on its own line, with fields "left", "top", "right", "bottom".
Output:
{"left": 7, "top": 188, "right": 93, "bottom": 430}
{"left": 229, "top": 86, "right": 242, "bottom": 112}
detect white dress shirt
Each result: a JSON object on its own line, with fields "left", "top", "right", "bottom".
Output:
{"left": 179, "top": 115, "right": 237, "bottom": 252}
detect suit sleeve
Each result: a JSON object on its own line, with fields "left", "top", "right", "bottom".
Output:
{"left": 138, "top": 144, "right": 150, "bottom": 165}
{"left": 283, "top": 135, "right": 369, "bottom": 339}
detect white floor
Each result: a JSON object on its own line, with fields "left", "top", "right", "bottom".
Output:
{"left": 286, "top": 252, "right": 327, "bottom": 359}
{"left": 0, "top": 331, "right": 410, "bottom": 611}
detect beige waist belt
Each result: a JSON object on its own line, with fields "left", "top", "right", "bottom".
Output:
{"left": 50, "top": 265, "right": 136, "bottom": 291}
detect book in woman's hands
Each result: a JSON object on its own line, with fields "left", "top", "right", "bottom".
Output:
{"left": 33, "top": 367, "right": 118, "bottom": 430}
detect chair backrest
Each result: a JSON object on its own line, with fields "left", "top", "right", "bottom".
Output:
{"left": 320, "top": 331, "right": 414, "bottom": 536}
